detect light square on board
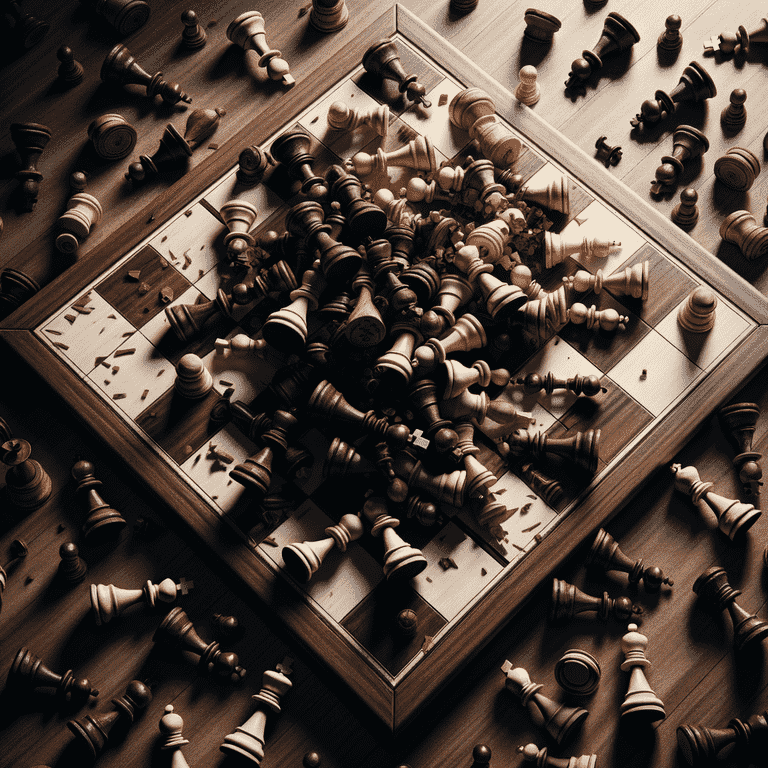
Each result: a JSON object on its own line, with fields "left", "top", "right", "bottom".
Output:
{"left": 257, "top": 499, "right": 383, "bottom": 623}
{"left": 655, "top": 293, "right": 751, "bottom": 370}
{"left": 411, "top": 520, "right": 505, "bottom": 621}
{"left": 39, "top": 291, "right": 136, "bottom": 375}
{"left": 87, "top": 331, "right": 174, "bottom": 419}
{"left": 607, "top": 329, "right": 704, "bottom": 417}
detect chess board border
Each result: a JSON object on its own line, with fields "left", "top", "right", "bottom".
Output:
{"left": 3, "top": 5, "right": 768, "bottom": 732}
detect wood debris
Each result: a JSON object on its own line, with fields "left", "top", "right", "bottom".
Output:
{"left": 521, "top": 502, "right": 533, "bottom": 514}
{"left": 64, "top": 314, "right": 76, "bottom": 324}
{"left": 107, "top": 314, "right": 116, "bottom": 319}
{"left": 512, "top": 542, "right": 525, "bottom": 551}
{"left": 421, "top": 635, "right": 436, "bottom": 653}
{"left": 73, "top": 305, "right": 93, "bottom": 314}
{"left": 438, "top": 557, "right": 458, "bottom": 571}
{"left": 481, "top": 568, "right": 487, "bottom": 576}
{"left": 111, "top": 365, "right": 120, "bottom": 375}
{"left": 141, "top": 389, "right": 149, "bottom": 400}
{"left": 114, "top": 348, "right": 135, "bottom": 357}
{"left": 438, "top": 93, "right": 448, "bottom": 106}
{"left": 208, "top": 143, "right": 219, "bottom": 150}
{"left": 262, "top": 536, "right": 278, "bottom": 547}
{"left": 159, "top": 286, "right": 174, "bottom": 303}
{"left": 184, "top": 209, "right": 193, "bottom": 217}
{"left": 112, "top": 393, "right": 127, "bottom": 400}
{"left": 137, "top": 282, "right": 150, "bottom": 295}
{"left": 127, "top": 270, "right": 141, "bottom": 281}
{"left": 522, "top": 522, "right": 540, "bottom": 533}
{"left": 298, "top": 3, "right": 310, "bottom": 17}
{"left": 45, "top": 329, "right": 62, "bottom": 335}
{"left": 207, "top": 443, "right": 235, "bottom": 464}
{"left": 53, "top": 341, "right": 69, "bottom": 350}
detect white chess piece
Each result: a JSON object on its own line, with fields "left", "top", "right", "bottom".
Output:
{"left": 515, "top": 65, "right": 540, "bottom": 106}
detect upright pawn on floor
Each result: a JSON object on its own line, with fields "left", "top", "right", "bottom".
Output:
{"left": 71, "top": 459, "right": 127, "bottom": 544}
{"left": 620, "top": 623, "right": 666, "bottom": 723}
{"left": 721, "top": 89, "right": 747, "bottom": 133}
{"left": 180, "top": 10, "right": 206, "bottom": 49}
{"left": 57, "top": 46, "right": 84, "bottom": 87}
{"left": 671, "top": 188, "right": 699, "bottom": 230}
{"left": 158, "top": 704, "right": 191, "bottom": 768}
{"left": 515, "top": 65, "right": 540, "bottom": 105}
{"left": 175, "top": 353, "right": 213, "bottom": 399}
{"left": 58, "top": 542, "right": 88, "bottom": 585}
{"left": 1, "top": 437, "right": 52, "bottom": 510}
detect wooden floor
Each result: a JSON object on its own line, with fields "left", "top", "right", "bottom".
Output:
{"left": 1, "top": 1, "right": 768, "bottom": 767}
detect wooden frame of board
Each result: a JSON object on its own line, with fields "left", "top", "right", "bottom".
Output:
{"left": 3, "top": 5, "right": 768, "bottom": 732}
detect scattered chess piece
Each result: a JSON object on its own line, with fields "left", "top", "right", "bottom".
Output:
{"left": 101, "top": 44, "right": 192, "bottom": 104}
{"left": 154, "top": 606, "right": 246, "bottom": 681}
{"left": 362, "top": 39, "right": 431, "bottom": 107}
{"left": 693, "top": 566, "right": 768, "bottom": 653}
{"left": 718, "top": 403, "right": 763, "bottom": 495}
{"left": 326, "top": 164, "right": 388, "bottom": 237}
{"left": 671, "top": 188, "right": 699, "bottom": 230}
{"left": 565, "top": 13, "right": 641, "bottom": 90}
{"left": 471, "top": 744, "right": 492, "bottom": 768}
{"left": 630, "top": 62, "right": 716, "bottom": 130}
{"left": 714, "top": 147, "right": 760, "bottom": 191}
{"left": 125, "top": 123, "right": 192, "bottom": 182}
{"left": 651, "top": 125, "right": 709, "bottom": 196}
{"left": 567, "top": 262, "right": 648, "bottom": 300}
{"left": 183, "top": 107, "right": 225, "bottom": 150}
{"left": 594, "top": 136, "right": 622, "bottom": 166}
{"left": 309, "top": 0, "right": 349, "bottom": 33}
{"left": 515, "top": 65, "right": 540, "bottom": 105}
{"left": 0, "top": 539, "right": 29, "bottom": 616}
{"left": 67, "top": 679, "right": 152, "bottom": 760}
{"left": 57, "top": 46, "right": 84, "bottom": 87}
{"left": 158, "top": 704, "right": 190, "bottom": 768}
{"left": 327, "top": 100, "right": 389, "bottom": 136}
{"left": 55, "top": 175, "right": 102, "bottom": 254}
{"left": 451, "top": 0, "right": 478, "bottom": 11}
{"left": 507, "top": 429, "right": 601, "bottom": 473}
{"left": 620, "top": 623, "right": 665, "bottom": 723}
{"left": 271, "top": 130, "right": 328, "bottom": 199}
{"left": 211, "top": 613, "right": 245, "bottom": 642}
{"left": 677, "top": 710, "right": 768, "bottom": 766}
{"left": 220, "top": 199, "right": 259, "bottom": 264}
{"left": 348, "top": 134, "right": 436, "bottom": 177}
{"left": 587, "top": 528, "right": 673, "bottom": 591}
{"left": 523, "top": 9, "right": 561, "bottom": 42}
{"left": 658, "top": 15, "right": 683, "bottom": 52}
{"left": 362, "top": 497, "right": 428, "bottom": 581}
{"left": 0, "top": 268, "right": 40, "bottom": 318}
{"left": 165, "top": 288, "right": 236, "bottom": 343}
{"left": 704, "top": 17, "right": 768, "bottom": 56}
{"left": 58, "top": 542, "right": 88, "bottom": 584}
{"left": 227, "top": 11, "right": 295, "bottom": 86}
{"left": 543, "top": 230, "right": 618, "bottom": 268}
{"left": 6, "top": 0, "right": 49, "bottom": 49}
{"left": 721, "top": 88, "right": 747, "bottom": 132}
{"left": 720, "top": 209, "right": 768, "bottom": 261}
{"left": 303, "top": 751, "right": 322, "bottom": 768}
{"left": 518, "top": 743, "right": 597, "bottom": 768}
{"left": 554, "top": 649, "right": 601, "bottom": 696}
{"left": 1, "top": 437, "right": 52, "bottom": 510}
{"left": 90, "top": 577, "right": 193, "bottom": 624}
{"left": 500, "top": 661, "right": 589, "bottom": 744}
{"left": 551, "top": 578, "right": 643, "bottom": 623}
{"left": 282, "top": 513, "right": 364, "bottom": 582}
{"left": 79, "top": 0, "right": 151, "bottom": 37}
{"left": 71, "top": 459, "right": 128, "bottom": 544}
{"left": 671, "top": 462, "right": 760, "bottom": 540}
{"left": 515, "top": 372, "right": 602, "bottom": 398}
{"left": 220, "top": 659, "right": 292, "bottom": 762}
{"left": 413, "top": 314, "right": 487, "bottom": 372}
{"left": 180, "top": 9, "right": 206, "bottom": 49}
{"left": 678, "top": 286, "right": 717, "bottom": 333}
{"left": 174, "top": 353, "right": 213, "bottom": 399}
{"left": 395, "top": 608, "right": 419, "bottom": 639}
{"left": 7, "top": 647, "right": 99, "bottom": 706}
{"left": 88, "top": 114, "right": 137, "bottom": 161}
{"left": 237, "top": 145, "right": 272, "bottom": 187}
{"left": 520, "top": 463, "right": 564, "bottom": 507}
{"left": 10, "top": 122, "right": 51, "bottom": 213}
{"left": 215, "top": 334, "right": 266, "bottom": 356}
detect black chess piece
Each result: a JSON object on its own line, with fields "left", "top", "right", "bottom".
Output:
{"left": 58, "top": 542, "right": 88, "bottom": 584}
{"left": 57, "top": 46, "right": 84, "bottom": 87}
{"left": 551, "top": 578, "right": 643, "bottom": 623}
{"left": 79, "top": 0, "right": 151, "bottom": 37}
{"left": 125, "top": 123, "right": 192, "bottom": 182}
{"left": 0, "top": 268, "right": 40, "bottom": 318}
{"left": 650, "top": 125, "right": 709, "bottom": 196}
{"left": 10, "top": 122, "right": 51, "bottom": 213}
{"left": 0, "top": 539, "right": 28, "bottom": 617}
{"left": 270, "top": 131, "right": 327, "bottom": 200}
{"left": 325, "top": 164, "right": 387, "bottom": 237}
{"left": 718, "top": 402, "right": 763, "bottom": 494}
{"left": 164, "top": 288, "right": 235, "bottom": 343}
{"left": 677, "top": 710, "right": 768, "bottom": 766}
{"left": 8, "top": 647, "right": 99, "bottom": 706}
{"left": 71, "top": 459, "right": 127, "bottom": 544}
{"left": 362, "top": 39, "right": 432, "bottom": 107}
{"left": 507, "top": 429, "right": 601, "bottom": 473}
{"left": 587, "top": 528, "right": 673, "bottom": 591}
{"left": 6, "top": 0, "right": 49, "bottom": 49}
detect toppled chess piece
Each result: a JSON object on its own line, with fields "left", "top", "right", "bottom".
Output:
{"left": 551, "top": 578, "right": 642, "bottom": 623}
{"left": 125, "top": 123, "right": 192, "bottom": 183}
{"left": 88, "top": 114, "right": 137, "bottom": 161}
{"left": 720, "top": 210, "right": 768, "bottom": 261}
{"left": 587, "top": 528, "right": 673, "bottom": 591}
{"left": 327, "top": 100, "right": 389, "bottom": 136}
{"left": 595, "top": 136, "right": 622, "bottom": 167}
{"left": 650, "top": 125, "right": 709, "bottom": 196}
{"left": 362, "top": 39, "right": 431, "bottom": 107}
{"left": 6, "top": 0, "right": 49, "bottom": 49}
{"left": 703, "top": 16, "right": 768, "bottom": 56}
{"left": 90, "top": 576, "right": 193, "bottom": 624}
{"left": 523, "top": 9, "right": 561, "bottom": 43}
{"left": 79, "top": 0, "right": 151, "bottom": 37}
{"left": 718, "top": 402, "right": 763, "bottom": 495}
{"left": 518, "top": 743, "right": 596, "bottom": 768}
{"left": 309, "top": 0, "right": 349, "bottom": 33}
{"left": 713, "top": 147, "right": 760, "bottom": 191}
{"left": 55, "top": 173, "right": 102, "bottom": 254}
{"left": 554, "top": 649, "right": 601, "bottom": 696}
{"left": 10, "top": 122, "right": 52, "bottom": 213}
{"left": 677, "top": 709, "right": 768, "bottom": 766}
{"left": 227, "top": 11, "right": 295, "bottom": 86}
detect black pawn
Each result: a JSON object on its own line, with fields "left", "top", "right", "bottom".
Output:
{"left": 658, "top": 15, "right": 683, "bottom": 53}
{"left": 472, "top": 744, "right": 492, "bottom": 768}
{"left": 721, "top": 89, "right": 747, "bottom": 133}
{"left": 211, "top": 613, "right": 245, "bottom": 642}
{"left": 181, "top": 10, "right": 207, "bottom": 49}
{"left": 672, "top": 188, "right": 699, "bottom": 230}
{"left": 71, "top": 460, "right": 127, "bottom": 545}
{"left": 58, "top": 542, "right": 87, "bottom": 584}
{"left": 57, "top": 46, "right": 84, "bottom": 87}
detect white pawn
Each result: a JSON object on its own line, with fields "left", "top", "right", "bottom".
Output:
{"left": 175, "top": 353, "right": 213, "bottom": 399}
{"left": 518, "top": 743, "right": 597, "bottom": 768}
{"left": 620, "top": 623, "right": 665, "bottom": 723}
{"left": 90, "top": 576, "right": 193, "bottom": 624}
{"left": 515, "top": 65, "right": 540, "bottom": 106}
{"left": 281, "top": 513, "right": 364, "bottom": 582}
{"left": 678, "top": 286, "right": 717, "bottom": 333}
{"left": 569, "top": 303, "right": 628, "bottom": 331}
{"left": 327, "top": 100, "right": 389, "bottom": 137}
{"left": 215, "top": 334, "right": 266, "bottom": 355}
{"left": 159, "top": 704, "right": 191, "bottom": 768}
{"left": 55, "top": 172, "right": 102, "bottom": 254}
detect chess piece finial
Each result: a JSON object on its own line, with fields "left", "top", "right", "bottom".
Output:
{"left": 554, "top": 650, "right": 601, "bottom": 697}
{"left": 551, "top": 578, "right": 642, "bottom": 623}
{"left": 57, "top": 46, "right": 84, "bottom": 87}
{"left": 718, "top": 403, "right": 763, "bottom": 495}
{"left": 677, "top": 710, "right": 768, "bottom": 766}
{"left": 651, "top": 125, "right": 709, "bottom": 196}
{"left": 58, "top": 542, "right": 88, "bottom": 584}
{"left": 565, "top": 13, "right": 641, "bottom": 90}
{"left": 693, "top": 566, "right": 768, "bottom": 653}
{"left": 8, "top": 647, "right": 99, "bottom": 706}
{"left": 0, "top": 539, "right": 28, "bottom": 617}
{"left": 220, "top": 660, "right": 293, "bottom": 763}
{"left": 90, "top": 577, "right": 193, "bottom": 624}
{"left": 518, "top": 743, "right": 597, "bottom": 768}
{"left": 620, "top": 623, "right": 665, "bottom": 722}
{"left": 658, "top": 15, "right": 683, "bottom": 52}
{"left": 101, "top": 44, "right": 192, "bottom": 104}
{"left": 226, "top": 11, "right": 295, "bottom": 86}
{"left": 714, "top": 147, "right": 760, "bottom": 192}
{"left": 501, "top": 661, "right": 589, "bottom": 744}
{"left": 2, "top": 437, "right": 52, "bottom": 510}
{"left": 362, "top": 39, "right": 432, "bottom": 107}
{"left": 237, "top": 146, "right": 272, "bottom": 187}
{"left": 671, "top": 462, "right": 760, "bottom": 539}
{"left": 309, "top": 0, "right": 349, "bottom": 33}
{"left": 79, "top": 0, "right": 151, "bottom": 37}
{"left": 67, "top": 679, "right": 152, "bottom": 759}
{"left": 181, "top": 10, "right": 206, "bottom": 49}
{"left": 10, "top": 123, "right": 52, "bottom": 213}
{"left": 515, "top": 65, "right": 540, "bottom": 105}
{"left": 88, "top": 114, "right": 137, "bottom": 161}
{"left": 678, "top": 286, "right": 717, "bottom": 333}
{"left": 587, "top": 528, "right": 673, "bottom": 591}
{"left": 71, "top": 459, "right": 128, "bottom": 544}
{"left": 126, "top": 123, "right": 192, "bottom": 183}
{"left": 671, "top": 187, "right": 699, "bottom": 230}
{"left": 523, "top": 9, "right": 562, "bottom": 43}
{"left": 720, "top": 210, "right": 768, "bottom": 261}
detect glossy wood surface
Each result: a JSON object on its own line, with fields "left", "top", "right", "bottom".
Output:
{"left": 1, "top": 1, "right": 768, "bottom": 767}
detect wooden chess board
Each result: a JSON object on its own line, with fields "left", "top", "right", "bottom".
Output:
{"left": 2, "top": 5, "right": 768, "bottom": 732}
